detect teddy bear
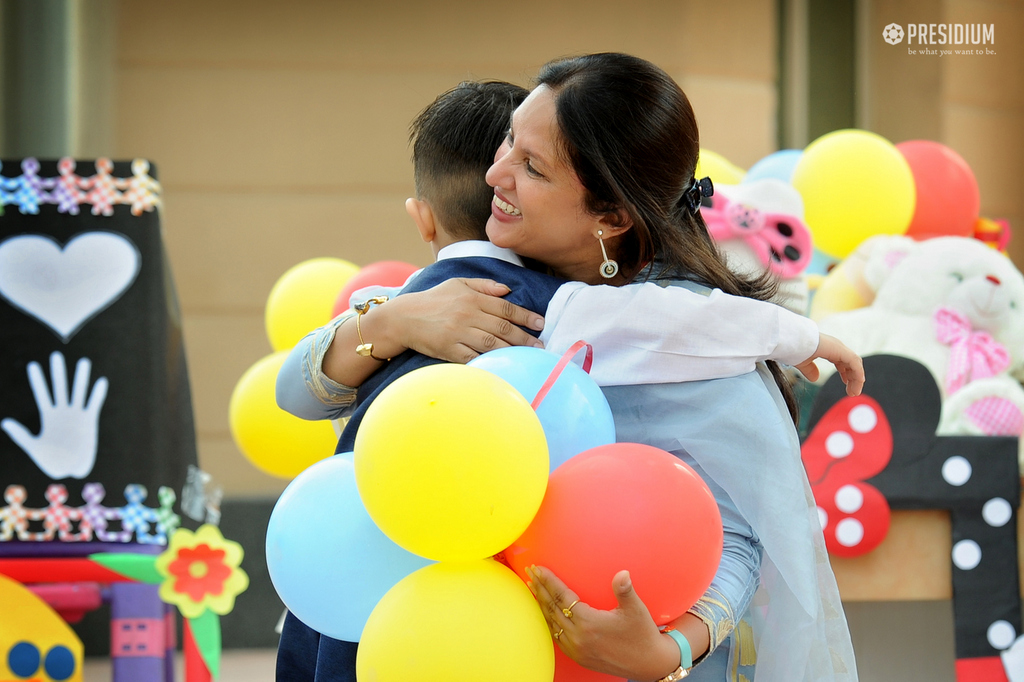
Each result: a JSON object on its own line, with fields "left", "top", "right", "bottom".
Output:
{"left": 814, "top": 235, "right": 1024, "bottom": 464}
{"left": 701, "top": 179, "right": 813, "bottom": 314}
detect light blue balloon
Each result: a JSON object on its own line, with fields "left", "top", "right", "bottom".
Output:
{"left": 468, "top": 346, "right": 616, "bottom": 471}
{"left": 266, "top": 453, "right": 432, "bottom": 642}
{"left": 743, "top": 149, "right": 803, "bottom": 183}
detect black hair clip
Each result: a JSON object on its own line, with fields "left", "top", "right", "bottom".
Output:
{"left": 683, "top": 176, "right": 714, "bottom": 215}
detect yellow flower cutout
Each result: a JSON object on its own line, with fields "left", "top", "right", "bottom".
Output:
{"left": 155, "top": 524, "right": 249, "bottom": 619}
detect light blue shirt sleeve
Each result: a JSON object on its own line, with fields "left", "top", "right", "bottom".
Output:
{"left": 275, "top": 311, "right": 359, "bottom": 421}
{"left": 679, "top": 454, "right": 761, "bottom": 657}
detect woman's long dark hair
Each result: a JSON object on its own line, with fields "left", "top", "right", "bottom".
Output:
{"left": 537, "top": 52, "right": 798, "bottom": 420}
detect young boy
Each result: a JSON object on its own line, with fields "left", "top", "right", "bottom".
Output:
{"left": 276, "top": 80, "right": 862, "bottom": 682}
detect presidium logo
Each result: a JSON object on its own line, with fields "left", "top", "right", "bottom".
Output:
{"left": 883, "top": 23, "right": 904, "bottom": 44}
{"left": 882, "top": 22, "right": 996, "bottom": 55}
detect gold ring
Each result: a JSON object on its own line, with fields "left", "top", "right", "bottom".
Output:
{"left": 562, "top": 599, "right": 580, "bottom": 619}
{"left": 554, "top": 628, "right": 564, "bottom": 641}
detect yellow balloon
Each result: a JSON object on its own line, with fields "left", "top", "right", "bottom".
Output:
{"left": 358, "top": 560, "right": 554, "bottom": 682}
{"left": 354, "top": 364, "right": 548, "bottom": 561}
{"left": 229, "top": 351, "right": 339, "bottom": 479}
{"left": 792, "top": 129, "right": 916, "bottom": 259}
{"left": 695, "top": 149, "right": 745, "bottom": 185}
{"left": 265, "top": 257, "right": 360, "bottom": 351}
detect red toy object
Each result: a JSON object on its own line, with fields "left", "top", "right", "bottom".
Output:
{"left": 183, "top": 619, "right": 213, "bottom": 682}
{"left": 897, "top": 140, "right": 980, "bottom": 241}
{"left": 801, "top": 395, "right": 894, "bottom": 557}
{"left": 504, "top": 443, "right": 723, "bottom": 625}
{"left": 955, "top": 656, "right": 1009, "bottom": 682}
{"left": 0, "top": 557, "right": 133, "bottom": 583}
{"left": 331, "top": 260, "right": 419, "bottom": 317}
{"left": 26, "top": 582, "right": 103, "bottom": 623}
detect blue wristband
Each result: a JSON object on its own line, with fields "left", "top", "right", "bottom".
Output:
{"left": 664, "top": 629, "right": 693, "bottom": 670}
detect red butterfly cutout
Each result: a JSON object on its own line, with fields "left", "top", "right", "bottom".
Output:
{"left": 801, "top": 395, "right": 894, "bottom": 557}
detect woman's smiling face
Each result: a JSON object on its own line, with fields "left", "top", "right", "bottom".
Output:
{"left": 484, "top": 85, "right": 614, "bottom": 283}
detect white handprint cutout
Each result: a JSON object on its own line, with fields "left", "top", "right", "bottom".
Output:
{"left": 2, "top": 351, "right": 108, "bottom": 479}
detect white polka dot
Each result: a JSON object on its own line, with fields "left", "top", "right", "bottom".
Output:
{"left": 817, "top": 507, "right": 828, "bottom": 531}
{"left": 835, "top": 518, "right": 864, "bottom": 547}
{"left": 941, "top": 456, "right": 972, "bottom": 486}
{"left": 826, "top": 431, "right": 854, "bottom": 458}
{"left": 952, "top": 540, "right": 982, "bottom": 570}
{"left": 983, "top": 498, "right": 1013, "bottom": 528}
{"left": 988, "top": 620, "right": 1016, "bottom": 650}
{"left": 835, "top": 485, "right": 864, "bottom": 513}
{"left": 848, "top": 405, "right": 878, "bottom": 433}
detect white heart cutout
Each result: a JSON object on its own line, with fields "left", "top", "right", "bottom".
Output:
{"left": 0, "top": 232, "right": 141, "bottom": 341}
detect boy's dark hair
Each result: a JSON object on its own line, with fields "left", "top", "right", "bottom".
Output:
{"left": 411, "top": 80, "right": 529, "bottom": 240}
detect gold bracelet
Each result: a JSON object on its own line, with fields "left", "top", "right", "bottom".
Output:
{"left": 354, "top": 295, "right": 391, "bottom": 361}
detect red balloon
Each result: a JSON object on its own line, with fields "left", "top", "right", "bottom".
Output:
{"left": 504, "top": 443, "right": 723, "bottom": 625}
{"left": 554, "top": 646, "right": 625, "bottom": 682}
{"left": 897, "top": 140, "right": 980, "bottom": 240}
{"left": 331, "top": 260, "right": 420, "bottom": 318}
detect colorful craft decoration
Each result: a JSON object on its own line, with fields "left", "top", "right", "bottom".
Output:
{"left": 0, "top": 482, "right": 181, "bottom": 545}
{"left": 806, "top": 355, "right": 1021, "bottom": 681}
{"left": 90, "top": 524, "right": 249, "bottom": 680}
{"left": 0, "top": 157, "right": 161, "bottom": 217}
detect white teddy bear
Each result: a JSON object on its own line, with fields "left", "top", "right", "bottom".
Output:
{"left": 816, "top": 235, "right": 1024, "bottom": 463}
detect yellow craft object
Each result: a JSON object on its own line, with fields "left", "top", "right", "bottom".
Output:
{"left": 265, "top": 257, "right": 360, "bottom": 351}
{"left": 357, "top": 560, "right": 554, "bottom": 682}
{"left": 229, "top": 351, "right": 339, "bottom": 479}
{"left": 695, "top": 149, "right": 745, "bottom": 186}
{"left": 0, "top": 573, "right": 84, "bottom": 682}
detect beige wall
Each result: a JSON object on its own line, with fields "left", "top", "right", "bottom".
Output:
{"left": 112, "top": 0, "right": 781, "bottom": 497}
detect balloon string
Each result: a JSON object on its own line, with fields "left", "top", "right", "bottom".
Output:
{"left": 531, "top": 340, "right": 593, "bottom": 411}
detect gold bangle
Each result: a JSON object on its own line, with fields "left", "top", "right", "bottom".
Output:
{"left": 354, "top": 295, "right": 391, "bottom": 361}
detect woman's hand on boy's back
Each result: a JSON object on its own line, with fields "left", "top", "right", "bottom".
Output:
{"left": 387, "top": 278, "right": 545, "bottom": 364}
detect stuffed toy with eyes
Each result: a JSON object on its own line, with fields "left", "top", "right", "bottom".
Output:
{"left": 815, "top": 235, "right": 1024, "bottom": 466}
{"left": 701, "top": 179, "right": 813, "bottom": 314}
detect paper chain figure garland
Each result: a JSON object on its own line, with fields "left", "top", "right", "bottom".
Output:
{"left": 804, "top": 355, "right": 1022, "bottom": 682}
{"left": 0, "top": 158, "right": 161, "bottom": 217}
{"left": 0, "top": 482, "right": 181, "bottom": 545}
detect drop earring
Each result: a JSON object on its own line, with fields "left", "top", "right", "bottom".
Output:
{"left": 597, "top": 230, "right": 619, "bottom": 279}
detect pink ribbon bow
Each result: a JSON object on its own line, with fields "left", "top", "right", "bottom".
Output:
{"left": 701, "top": 194, "right": 813, "bottom": 279}
{"left": 934, "top": 306, "right": 1011, "bottom": 395}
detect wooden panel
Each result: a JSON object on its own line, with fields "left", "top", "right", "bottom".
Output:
{"left": 943, "top": 0, "right": 1024, "bottom": 110}
{"left": 198, "top": 435, "right": 290, "bottom": 498}
{"left": 181, "top": 312, "right": 269, "bottom": 435}
{"left": 162, "top": 191, "right": 427, "bottom": 312}
{"left": 117, "top": 0, "right": 700, "bottom": 74}
{"left": 831, "top": 510, "right": 953, "bottom": 601}
{"left": 679, "top": 76, "right": 777, "bottom": 169}
{"left": 943, "top": 106, "right": 1024, "bottom": 217}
